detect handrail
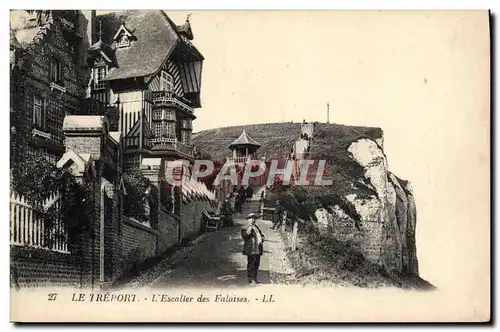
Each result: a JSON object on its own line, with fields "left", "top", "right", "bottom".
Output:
{"left": 151, "top": 91, "right": 193, "bottom": 114}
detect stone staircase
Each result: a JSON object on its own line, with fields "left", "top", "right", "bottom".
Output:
{"left": 233, "top": 199, "right": 262, "bottom": 223}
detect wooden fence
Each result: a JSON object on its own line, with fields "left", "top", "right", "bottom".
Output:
{"left": 260, "top": 206, "right": 299, "bottom": 251}
{"left": 10, "top": 192, "right": 68, "bottom": 253}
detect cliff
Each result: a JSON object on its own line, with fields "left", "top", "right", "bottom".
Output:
{"left": 323, "top": 138, "right": 419, "bottom": 276}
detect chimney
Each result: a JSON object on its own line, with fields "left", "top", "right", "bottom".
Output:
{"left": 79, "top": 10, "right": 96, "bottom": 45}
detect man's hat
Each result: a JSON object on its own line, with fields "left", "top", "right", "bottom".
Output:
{"left": 246, "top": 213, "right": 257, "bottom": 220}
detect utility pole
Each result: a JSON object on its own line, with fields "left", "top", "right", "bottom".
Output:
{"left": 326, "top": 102, "right": 330, "bottom": 124}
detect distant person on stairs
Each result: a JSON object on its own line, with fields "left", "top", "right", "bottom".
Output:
{"left": 220, "top": 197, "right": 234, "bottom": 227}
{"left": 271, "top": 200, "right": 284, "bottom": 230}
{"left": 245, "top": 185, "right": 254, "bottom": 199}
{"left": 241, "top": 213, "right": 265, "bottom": 284}
{"left": 234, "top": 192, "right": 242, "bottom": 213}
{"left": 239, "top": 186, "right": 246, "bottom": 202}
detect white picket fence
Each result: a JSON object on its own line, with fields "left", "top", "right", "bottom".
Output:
{"left": 10, "top": 192, "right": 69, "bottom": 253}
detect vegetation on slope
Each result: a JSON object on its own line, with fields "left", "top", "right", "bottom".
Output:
{"left": 193, "top": 121, "right": 382, "bottom": 217}
{"left": 192, "top": 122, "right": 301, "bottom": 161}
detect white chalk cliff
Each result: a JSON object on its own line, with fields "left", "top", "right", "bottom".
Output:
{"left": 319, "top": 138, "right": 419, "bottom": 275}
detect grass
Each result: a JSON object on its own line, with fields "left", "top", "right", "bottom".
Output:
{"left": 193, "top": 121, "right": 382, "bottom": 224}
{"left": 282, "top": 228, "right": 434, "bottom": 290}
{"left": 193, "top": 121, "right": 381, "bottom": 195}
{"left": 192, "top": 122, "right": 301, "bottom": 161}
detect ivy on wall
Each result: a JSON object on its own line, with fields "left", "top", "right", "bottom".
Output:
{"left": 10, "top": 150, "right": 93, "bottom": 250}
{"left": 122, "top": 170, "right": 152, "bottom": 223}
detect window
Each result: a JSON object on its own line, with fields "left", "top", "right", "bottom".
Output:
{"left": 160, "top": 71, "right": 174, "bottom": 93}
{"left": 154, "top": 121, "right": 175, "bottom": 138}
{"left": 94, "top": 66, "right": 107, "bottom": 90}
{"left": 181, "top": 130, "right": 191, "bottom": 145}
{"left": 165, "top": 122, "right": 175, "bottom": 138}
{"left": 163, "top": 109, "right": 175, "bottom": 121}
{"left": 33, "top": 95, "right": 45, "bottom": 129}
{"left": 116, "top": 34, "right": 130, "bottom": 48}
{"left": 154, "top": 122, "right": 163, "bottom": 137}
{"left": 50, "top": 58, "right": 62, "bottom": 83}
{"left": 153, "top": 109, "right": 175, "bottom": 121}
{"left": 181, "top": 119, "right": 191, "bottom": 129}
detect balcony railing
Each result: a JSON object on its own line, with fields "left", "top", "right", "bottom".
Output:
{"left": 151, "top": 137, "right": 176, "bottom": 146}
{"left": 151, "top": 91, "right": 193, "bottom": 114}
{"left": 32, "top": 128, "right": 51, "bottom": 140}
{"left": 123, "top": 135, "right": 193, "bottom": 156}
{"left": 50, "top": 82, "right": 66, "bottom": 94}
{"left": 150, "top": 137, "right": 193, "bottom": 156}
{"left": 60, "top": 17, "right": 75, "bottom": 29}
{"left": 226, "top": 156, "right": 252, "bottom": 164}
{"left": 176, "top": 140, "right": 192, "bottom": 156}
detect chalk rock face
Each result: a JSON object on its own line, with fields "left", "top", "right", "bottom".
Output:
{"left": 316, "top": 205, "right": 362, "bottom": 245}
{"left": 343, "top": 138, "right": 419, "bottom": 275}
{"left": 315, "top": 208, "right": 332, "bottom": 231}
{"left": 345, "top": 193, "right": 381, "bottom": 223}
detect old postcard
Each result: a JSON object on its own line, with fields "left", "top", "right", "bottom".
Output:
{"left": 9, "top": 10, "right": 490, "bottom": 322}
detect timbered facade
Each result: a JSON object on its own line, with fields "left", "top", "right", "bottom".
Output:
{"left": 86, "top": 10, "right": 204, "bottom": 173}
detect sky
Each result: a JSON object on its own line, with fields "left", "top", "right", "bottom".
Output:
{"left": 96, "top": 10, "right": 491, "bottom": 291}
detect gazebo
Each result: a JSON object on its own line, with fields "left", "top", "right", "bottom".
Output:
{"left": 228, "top": 130, "right": 261, "bottom": 164}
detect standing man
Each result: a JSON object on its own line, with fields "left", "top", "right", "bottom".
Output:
{"left": 241, "top": 213, "right": 265, "bottom": 284}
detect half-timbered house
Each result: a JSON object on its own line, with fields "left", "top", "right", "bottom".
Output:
{"left": 87, "top": 10, "right": 204, "bottom": 173}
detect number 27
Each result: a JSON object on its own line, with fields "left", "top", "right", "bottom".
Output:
{"left": 48, "top": 293, "right": 57, "bottom": 301}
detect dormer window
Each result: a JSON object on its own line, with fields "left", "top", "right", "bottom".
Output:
{"left": 160, "top": 71, "right": 174, "bottom": 93}
{"left": 94, "top": 66, "right": 107, "bottom": 90}
{"left": 116, "top": 34, "right": 130, "bottom": 48}
{"left": 113, "top": 21, "right": 135, "bottom": 49}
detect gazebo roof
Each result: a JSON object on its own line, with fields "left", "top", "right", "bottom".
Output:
{"left": 228, "top": 130, "right": 261, "bottom": 150}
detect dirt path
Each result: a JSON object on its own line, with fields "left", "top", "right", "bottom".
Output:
{"left": 133, "top": 199, "right": 295, "bottom": 289}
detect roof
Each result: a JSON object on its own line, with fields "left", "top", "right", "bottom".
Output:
{"left": 228, "top": 130, "right": 261, "bottom": 149}
{"left": 98, "top": 10, "right": 188, "bottom": 81}
{"left": 109, "top": 131, "right": 122, "bottom": 144}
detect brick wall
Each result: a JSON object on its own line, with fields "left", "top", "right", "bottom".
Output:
{"left": 65, "top": 135, "right": 102, "bottom": 157}
{"left": 157, "top": 208, "right": 180, "bottom": 254}
{"left": 119, "top": 217, "right": 157, "bottom": 274}
{"left": 12, "top": 13, "right": 86, "bottom": 159}
{"left": 11, "top": 246, "right": 81, "bottom": 288}
{"left": 179, "top": 200, "right": 212, "bottom": 241}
